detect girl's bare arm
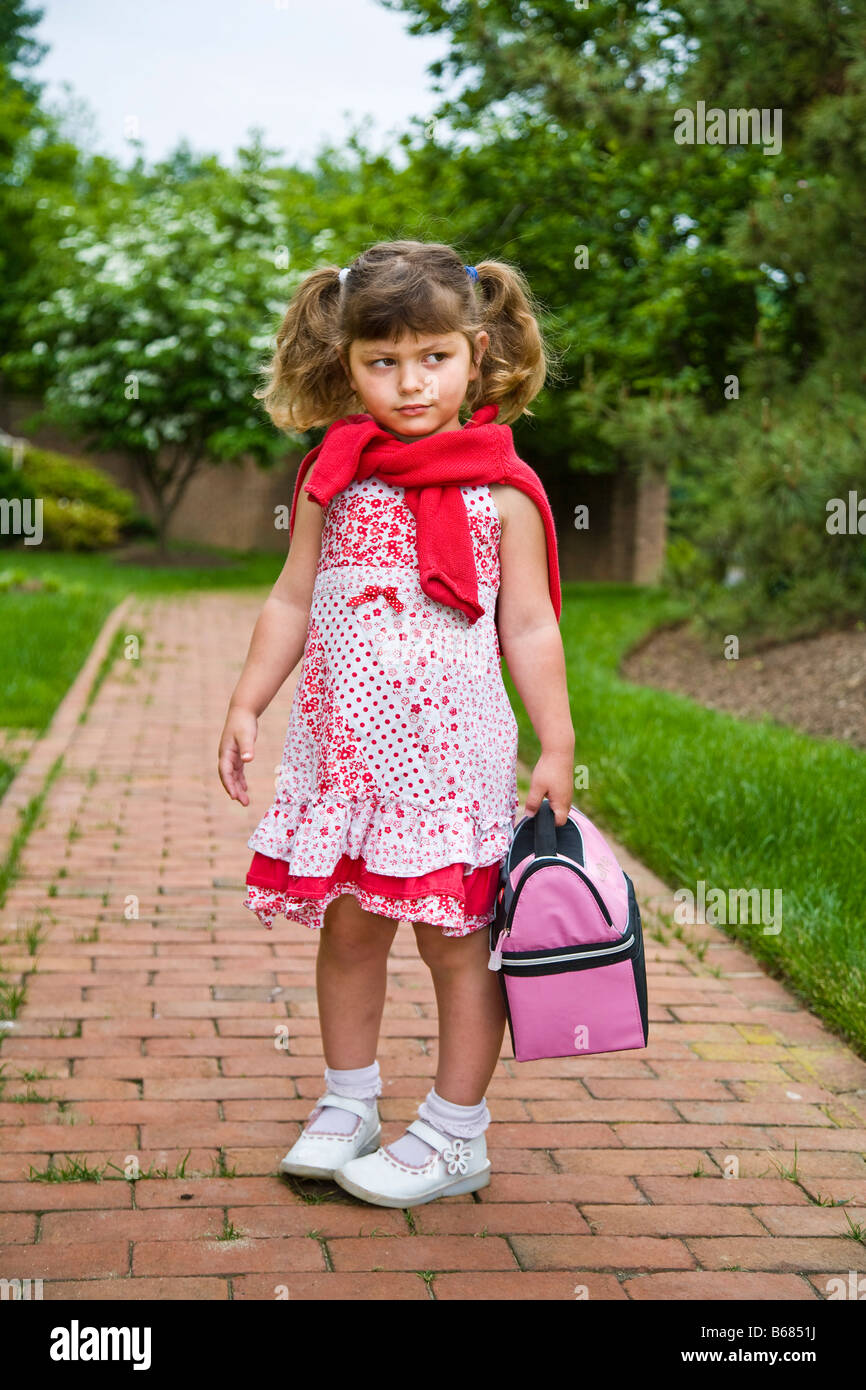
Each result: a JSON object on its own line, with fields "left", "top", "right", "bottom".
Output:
{"left": 218, "top": 488, "right": 324, "bottom": 804}
{"left": 229, "top": 488, "right": 325, "bottom": 718}
{"left": 491, "top": 485, "right": 575, "bottom": 825}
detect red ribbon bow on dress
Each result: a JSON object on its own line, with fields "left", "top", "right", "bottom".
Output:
{"left": 346, "top": 584, "right": 404, "bottom": 613}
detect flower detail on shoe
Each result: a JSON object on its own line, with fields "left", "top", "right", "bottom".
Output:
{"left": 442, "top": 1138, "right": 472, "bottom": 1176}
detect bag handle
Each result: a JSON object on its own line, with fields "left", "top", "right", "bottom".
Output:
{"left": 533, "top": 796, "right": 559, "bottom": 858}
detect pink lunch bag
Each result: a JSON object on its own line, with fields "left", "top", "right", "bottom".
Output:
{"left": 488, "top": 797, "right": 649, "bottom": 1062}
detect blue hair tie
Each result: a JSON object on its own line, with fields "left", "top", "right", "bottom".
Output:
{"left": 464, "top": 265, "right": 478, "bottom": 281}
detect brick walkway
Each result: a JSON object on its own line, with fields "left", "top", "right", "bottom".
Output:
{"left": 1, "top": 590, "right": 865, "bottom": 1301}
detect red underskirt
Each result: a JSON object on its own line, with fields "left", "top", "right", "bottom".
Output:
{"left": 245, "top": 850, "right": 501, "bottom": 918}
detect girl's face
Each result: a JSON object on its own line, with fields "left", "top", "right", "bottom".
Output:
{"left": 340, "top": 329, "right": 489, "bottom": 441}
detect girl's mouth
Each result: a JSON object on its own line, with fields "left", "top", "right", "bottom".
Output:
{"left": 398, "top": 405, "right": 430, "bottom": 414}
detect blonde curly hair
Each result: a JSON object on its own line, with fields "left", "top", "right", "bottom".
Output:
{"left": 253, "top": 239, "right": 562, "bottom": 433}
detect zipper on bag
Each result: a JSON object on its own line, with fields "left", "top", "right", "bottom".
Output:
{"left": 487, "top": 926, "right": 507, "bottom": 971}
{"left": 501, "top": 932, "right": 635, "bottom": 969}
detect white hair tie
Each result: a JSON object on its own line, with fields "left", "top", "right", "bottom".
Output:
{"left": 338, "top": 266, "right": 350, "bottom": 284}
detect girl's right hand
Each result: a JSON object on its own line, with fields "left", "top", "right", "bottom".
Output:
{"left": 218, "top": 706, "right": 258, "bottom": 806}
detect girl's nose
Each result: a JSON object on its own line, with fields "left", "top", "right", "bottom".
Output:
{"left": 398, "top": 364, "right": 424, "bottom": 392}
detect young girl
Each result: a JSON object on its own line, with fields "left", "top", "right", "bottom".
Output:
{"left": 218, "top": 240, "right": 575, "bottom": 1207}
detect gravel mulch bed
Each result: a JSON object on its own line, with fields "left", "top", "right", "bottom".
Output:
{"left": 620, "top": 622, "right": 866, "bottom": 749}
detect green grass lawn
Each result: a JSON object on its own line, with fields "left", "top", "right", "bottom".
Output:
{"left": 2, "top": 547, "right": 864, "bottom": 1057}
{"left": 0, "top": 542, "right": 282, "bottom": 799}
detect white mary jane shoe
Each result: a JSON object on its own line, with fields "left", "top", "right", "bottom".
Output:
{"left": 332, "top": 1118, "right": 491, "bottom": 1207}
{"left": 278, "top": 1093, "right": 381, "bottom": 1180}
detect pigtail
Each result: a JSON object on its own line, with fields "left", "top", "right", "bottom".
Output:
{"left": 463, "top": 260, "right": 564, "bottom": 425}
{"left": 252, "top": 266, "right": 360, "bottom": 434}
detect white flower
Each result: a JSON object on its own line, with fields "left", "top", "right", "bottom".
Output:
{"left": 442, "top": 1138, "right": 472, "bottom": 1176}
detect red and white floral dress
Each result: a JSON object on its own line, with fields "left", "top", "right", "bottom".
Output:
{"left": 243, "top": 474, "right": 520, "bottom": 936}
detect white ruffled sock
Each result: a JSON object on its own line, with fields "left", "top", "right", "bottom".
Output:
{"left": 385, "top": 1086, "right": 490, "bottom": 1166}
{"left": 304, "top": 1061, "right": 381, "bottom": 1136}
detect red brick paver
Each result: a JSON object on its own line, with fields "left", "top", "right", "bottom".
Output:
{"left": 1, "top": 591, "right": 865, "bottom": 1302}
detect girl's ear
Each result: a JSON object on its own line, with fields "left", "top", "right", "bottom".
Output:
{"left": 338, "top": 349, "right": 362, "bottom": 408}
{"left": 470, "top": 330, "right": 490, "bottom": 378}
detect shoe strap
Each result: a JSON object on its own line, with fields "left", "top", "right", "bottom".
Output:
{"left": 316, "top": 1092, "right": 376, "bottom": 1120}
{"left": 406, "top": 1118, "right": 464, "bottom": 1153}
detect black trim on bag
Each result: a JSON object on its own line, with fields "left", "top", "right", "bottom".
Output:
{"left": 533, "top": 797, "right": 559, "bottom": 857}
{"left": 500, "top": 930, "right": 640, "bottom": 976}
{"left": 496, "top": 966, "right": 516, "bottom": 1057}
{"left": 499, "top": 931, "right": 631, "bottom": 963}
{"left": 507, "top": 808, "right": 586, "bottom": 878}
{"left": 626, "top": 873, "right": 649, "bottom": 1043}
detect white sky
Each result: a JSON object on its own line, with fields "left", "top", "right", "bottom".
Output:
{"left": 30, "top": 0, "right": 453, "bottom": 170}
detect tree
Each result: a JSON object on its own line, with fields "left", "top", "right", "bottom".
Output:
{"left": 372, "top": 0, "right": 866, "bottom": 638}
{"left": 4, "top": 136, "right": 303, "bottom": 554}
{"left": 373, "top": 0, "right": 779, "bottom": 465}
{"left": 0, "top": 2, "right": 90, "bottom": 358}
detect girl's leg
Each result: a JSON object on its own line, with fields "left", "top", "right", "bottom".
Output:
{"left": 382, "top": 921, "right": 506, "bottom": 1163}
{"left": 413, "top": 921, "right": 507, "bottom": 1102}
{"left": 302, "top": 894, "right": 399, "bottom": 1137}
{"left": 316, "top": 893, "right": 400, "bottom": 1066}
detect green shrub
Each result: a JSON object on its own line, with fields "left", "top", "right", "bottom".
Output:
{"left": 0, "top": 441, "right": 139, "bottom": 551}
{"left": 38, "top": 496, "right": 122, "bottom": 551}
{"left": 639, "top": 376, "right": 866, "bottom": 649}
{"left": 662, "top": 535, "right": 715, "bottom": 594}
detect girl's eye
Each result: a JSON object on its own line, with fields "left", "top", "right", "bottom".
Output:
{"left": 368, "top": 353, "right": 448, "bottom": 368}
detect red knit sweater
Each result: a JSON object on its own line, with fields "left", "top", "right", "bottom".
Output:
{"left": 289, "top": 403, "right": 561, "bottom": 625}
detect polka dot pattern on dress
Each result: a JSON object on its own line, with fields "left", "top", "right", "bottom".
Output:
{"left": 244, "top": 476, "right": 520, "bottom": 935}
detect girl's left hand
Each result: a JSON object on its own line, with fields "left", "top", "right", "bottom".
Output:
{"left": 523, "top": 751, "right": 574, "bottom": 826}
